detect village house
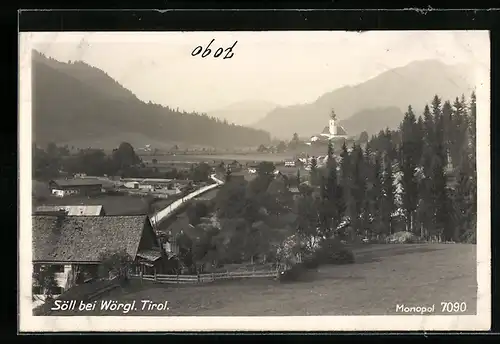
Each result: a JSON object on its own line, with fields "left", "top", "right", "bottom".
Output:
{"left": 32, "top": 214, "right": 165, "bottom": 303}
{"left": 288, "top": 186, "right": 301, "bottom": 200}
{"left": 48, "top": 179, "right": 104, "bottom": 197}
{"left": 123, "top": 181, "right": 140, "bottom": 189}
{"left": 34, "top": 205, "right": 106, "bottom": 216}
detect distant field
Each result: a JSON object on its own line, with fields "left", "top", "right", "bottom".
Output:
{"left": 55, "top": 244, "right": 477, "bottom": 316}
{"left": 141, "top": 153, "right": 296, "bottom": 164}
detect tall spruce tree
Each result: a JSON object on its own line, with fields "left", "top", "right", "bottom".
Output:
{"left": 400, "top": 105, "right": 420, "bottom": 233}
{"left": 381, "top": 152, "right": 395, "bottom": 235}
{"left": 452, "top": 150, "right": 475, "bottom": 242}
{"left": 469, "top": 91, "right": 477, "bottom": 176}
{"left": 339, "top": 141, "right": 353, "bottom": 224}
{"left": 430, "top": 102, "right": 453, "bottom": 241}
{"left": 430, "top": 151, "right": 451, "bottom": 241}
{"left": 418, "top": 104, "right": 436, "bottom": 239}
{"left": 309, "top": 156, "right": 318, "bottom": 186}
{"left": 350, "top": 144, "right": 366, "bottom": 237}
{"left": 421, "top": 104, "right": 435, "bottom": 178}
{"left": 450, "top": 96, "right": 469, "bottom": 168}
{"left": 361, "top": 142, "right": 374, "bottom": 235}
{"left": 442, "top": 100, "right": 454, "bottom": 163}
{"left": 369, "top": 151, "right": 383, "bottom": 236}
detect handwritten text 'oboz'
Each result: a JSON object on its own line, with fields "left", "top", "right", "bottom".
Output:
{"left": 191, "top": 39, "right": 238, "bottom": 59}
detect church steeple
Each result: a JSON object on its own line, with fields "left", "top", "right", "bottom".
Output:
{"left": 329, "top": 109, "right": 337, "bottom": 135}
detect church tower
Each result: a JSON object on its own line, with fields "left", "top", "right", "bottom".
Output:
{"left": 329, "top": 110, "right": 337, "bottom": 136}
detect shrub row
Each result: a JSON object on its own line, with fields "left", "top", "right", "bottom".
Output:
{"left": 279, "top": 238, "right": 355, "bottom": 283}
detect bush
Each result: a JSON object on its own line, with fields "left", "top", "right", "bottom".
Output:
{"left": 461, "top": 229, "right": 476, "bottom": 244}
{"left": 315, "top": 238, "right": 355, "bottom": 265}
{"left": 386, "top": 231, "right": 421, "bottom": 244}
{"left": 302, "top": 255, "right": 320, "bottom": 269}
{"left": 278, "top": 263, "right": 311, "bottom": 283}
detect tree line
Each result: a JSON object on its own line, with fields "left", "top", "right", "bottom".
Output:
{"left": 306, "top": 92, "right": 476, "bottom": 243}
{"left": 33, "top": 141, "right": 212, "bottom": 183}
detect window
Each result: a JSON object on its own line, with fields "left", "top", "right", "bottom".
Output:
{"left": 52, "top": 265, "right": 65, "bottom": 273}
{"left": 48, "top": 286, "right": 64, "bottom": 295}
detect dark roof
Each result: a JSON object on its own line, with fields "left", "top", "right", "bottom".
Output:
{"left": 136, "top": 249, "right": 162, "bottom": 262}
{"left": 49, "top": 179, "right": 103, "bottom": 187}
{"left": 34, "top": 205, "right": 104, "bottom": 216}
{"left": 320, "top": 125, "right": 348, "bottom": 136}
{"left": 32, "top": 215, "right": 149, "bottom": 262}
{"left": 336, "top": 125, "right": 348, "bottom": 135}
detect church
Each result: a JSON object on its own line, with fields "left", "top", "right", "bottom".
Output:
{"left": 306, "top": 110, "right": 349, "bottom": 146}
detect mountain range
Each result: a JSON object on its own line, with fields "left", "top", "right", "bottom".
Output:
{"left": 251, "top": 60, "right": 475, "bottom": 139}
{"left": 32, "top": 52, "right": 475, "bottom": 149}
{"left": 31, "top": 51, "right": 271, "bottom": 150}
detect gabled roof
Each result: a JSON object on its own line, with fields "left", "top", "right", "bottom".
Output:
{"left": 32, "top": 215, "right": 149, "bottom": 262}
{"left": 136, "top": 249, "right": 162, "bottom": 262}
{"left": 49, "top": 179, "right": 103, "bottom": 187}
{"left": 336, "top": 125, "right": 348, "bottom": 135}
{"left": 34, "top": 205, "right": 104, "bottom": 216}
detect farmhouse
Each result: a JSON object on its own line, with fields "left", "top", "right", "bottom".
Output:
{"left": 48, "top": 179, "right": 103, "bottom": 197}
{"left": 32, "top": 214, "right": 165, "bottom": 301}
{"left": 34, "top": 205, "right": 105, "bottom": 216}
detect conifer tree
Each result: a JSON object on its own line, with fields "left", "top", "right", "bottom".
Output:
{"left": 400, "top": 105, "right": 420, "bottom": 232}
{"left": 350, "top": 144, "right": 366, "bottom": 236}
{"left": 421, "top": 104, "right": 435, "bottom": 178}
{"left": 442, "top": 100, "right": 454, "bottom": 162}
{"left": 324, "top": 150, "right": 342, "bottom": 233}
{"left": 430, "top": 151, "right": 451, "bottom": 241}
{"left": 327, "top": 140, "right": 334, "bottom": 161}
{"left": 370, "top": 152, "right": 383, "bottom": 236}
{"left": 452, "top": 150, "right": 475, "bottom": 242}
{"left": 381, "top": 152, "right": 395, "bottom": 235}
{"left": 339, "top": 141, "right": 353, "bottom": 220}
{"left": 469, "top": 91, "right": 477, "bottom": 176}
{"left": 225, "top": 167, "right": 232, "bottom": 182}
{"left": 450, "top": 96, "right": 468, "bottom": 168}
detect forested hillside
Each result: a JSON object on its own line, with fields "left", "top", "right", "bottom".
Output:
{"left": 32, "top": 51, "right": 271, "bottom": 149}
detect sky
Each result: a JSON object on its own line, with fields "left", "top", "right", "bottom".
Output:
{"left": 27, "top": 31, "right": 489, "bottom": 113}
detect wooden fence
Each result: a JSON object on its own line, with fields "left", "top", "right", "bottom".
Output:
{"left": 130, "top": 269, "right": 279, "bottom": 284}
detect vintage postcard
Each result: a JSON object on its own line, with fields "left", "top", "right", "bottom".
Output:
{"left": 19, "top": 30, "right": 490, "bottom": 332}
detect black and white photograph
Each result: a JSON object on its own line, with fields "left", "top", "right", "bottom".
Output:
{"left": 19, "top": 30, "right": 490, "bottom": 332}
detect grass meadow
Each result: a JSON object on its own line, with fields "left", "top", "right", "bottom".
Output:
{"left": 52, "top": 243, "right": 477, "bottom": 316}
